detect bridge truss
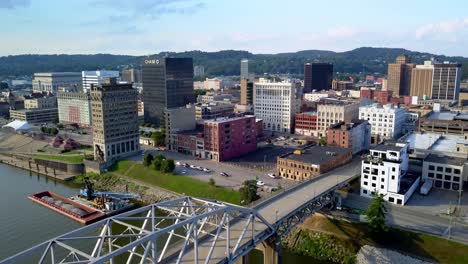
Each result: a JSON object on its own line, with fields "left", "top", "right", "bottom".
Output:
{"left": 1, "top": 196, "right": 274, "bottom": 264}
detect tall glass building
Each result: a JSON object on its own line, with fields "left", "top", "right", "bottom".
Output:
{"left": 142, "top": 57, "right": 195, "bottom": 126}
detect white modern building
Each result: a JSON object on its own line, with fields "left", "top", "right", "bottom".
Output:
{"left": 32, "top": 72, "right": 82, "bottom": 94}
{"left": 253, "top": 79, "right": 301, "bottom": 133}
{"left": 361, "top": 142, "right": 420, "bottom": 205}
{"left": 57, "top": 87, "right": 92, "bottom": 127}
{"left": 359, "top": 103, "right": 407, "bottom": 143}
{"left": 82, "top": 70, "right": 120, "bottom": 91}
{"left": 422, "top": 154, "right": 467, "bottom": 192}
{"left": 303, "top": 92, "right": 330, "bottom": 102}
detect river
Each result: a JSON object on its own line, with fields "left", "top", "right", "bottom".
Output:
{"left": 0, "top": 163, "right": 324, "bottom": 263}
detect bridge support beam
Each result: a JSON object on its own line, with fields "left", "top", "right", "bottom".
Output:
{"left": 256, "top": 241, "right": 282, "bottom": 264}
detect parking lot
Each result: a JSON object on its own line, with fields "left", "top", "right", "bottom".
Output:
{"left": 133, "top": 147, "right": 298, "bottom": 192}
{"left": 224, "top": 144, "right": 296, "bottom": 171}
{"left": 406, "top": 188, "right": 467, "bottom": 217}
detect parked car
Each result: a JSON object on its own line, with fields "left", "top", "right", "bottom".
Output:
{"left": 182, "top": 163, "right": 189, "bottom": 168}
{"left": 256, "top": 181, "right": 265, "bottom": 186}
{"left": 175, "top": 161, "right": 181, "bottom": 166}
{"left": 190, "top": 164, "right": 197, "bottom": 169}
{"left": 220, "top": 172, "right": 229, "bottom": 177}
{"left": 268, "top": 173, "right": 279, "bottom": 179}
{"left": 203, "top": 168, "right": 211, "bottom": 173}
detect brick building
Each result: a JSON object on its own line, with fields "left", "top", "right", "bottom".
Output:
{"left": 326, "top": 120, "right": 371, "bottom": 154}
{"left": 204, "top": 116, "right": 257, "bottom": 161}
{"left": 360, "top": 87, "right": 392, "bottom": 105}
{"left": 294, "top": 112, "right": 318, "bottom": 137}
{"left": 277, "top": 146, "right": 352, "bottom": 181}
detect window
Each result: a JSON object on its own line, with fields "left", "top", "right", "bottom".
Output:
{"left": 391, "top": 176, "right": 395, "bottom": 180}
{"left": 454, "top": 169, "right": 461, "bottom": 175}
{"left": 436, "top": 166, "right": 443, "bottom": 172}
{"left": 372, "top": 176, "right": 377, "bottom": 181}
{"left": 372, "top": 183, "right": 376, "bottom": 187}
{"left": 363, "top": 181, "right": 368, "bottom": 186}
{"left": 381, "top": 178, "right": 385, "bottom": 182}
{"left": 443, "top": 182, "right": 451, "bottom": 189}
{"left": 429, "top": 165, "right": 435, "bottom": 170}
{"left": 389, "top": 197, "right": 394, "bottom": 202}
{"left": 444, "top": 175, "right": 451, "bottom": 181}
{"left": 435, "top": 180, "right": 442, "bottom": 187}
{"left": 453, "top": 176, "right": 460, "bottom": 182}
{"left": 428, "top": 173, "right": 434, "bottom": 178}
{"left": 392, "top": 167, "right": 396, "bottom": 172}
{"left": 397, "top": 199, "right": 402, "bottom": 205}
{"left": 362, "top": 189, "right": 368, "bottom": 194}
{"left": 364, "top": 175, "right": 368, "bottom": 179}
{"left": 380, "top": 185, "right": 384, "bottom": 189}
{"left": 445, "top": 167, "right": 452, "bottom": 173}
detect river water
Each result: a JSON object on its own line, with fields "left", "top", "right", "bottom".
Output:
{"left": 0, "top": 163, "right": 324, "bottom": 263}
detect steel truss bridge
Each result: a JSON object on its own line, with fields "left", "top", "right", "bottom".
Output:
{"left": 1, "top": 160, "right": 360, "bottom": 264}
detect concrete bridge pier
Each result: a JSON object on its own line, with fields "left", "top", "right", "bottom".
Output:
{"left": 256, "top": 240, "right": 282, "bottom": 264}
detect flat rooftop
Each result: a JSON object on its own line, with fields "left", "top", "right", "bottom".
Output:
{"left": 403, "top": 132, "right": 468, "bottom": 153}
{"left": 427, "top": 111, "right": 468, "bottom": 121}
{"left": 425, "top": 153, "right": 466, "bottom": 166}
{"left": 398, "top": 172, "right": 420, "bottom": 195}
{"left": 282, "top": 145, "right": 350, "bottom": 165}
{"left": 372, "top": 142, "right": 405, "bottom": 152}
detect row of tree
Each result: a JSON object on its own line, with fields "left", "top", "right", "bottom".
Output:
{"left": 41, "top": 126, "right": 59, "bottom": 135}
{"left": 143, "top": 153, "right": 175, "bottom": 173}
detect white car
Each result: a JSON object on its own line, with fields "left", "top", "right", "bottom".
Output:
{"left": 256, "top": 181, "right": 265, "bottom": 186}
{"left": 175, "top": 161, "right": 181, "bottom": 166}
{"left": 203, "top": 168, "right": 211, "bottom": 172}
{"left": 189, "top": 164, "right": 197, "bottom": 169}
{"left": 268, "top": 173, "right": 278, "bottom": 179}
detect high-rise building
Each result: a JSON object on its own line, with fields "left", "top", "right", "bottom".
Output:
{"left": 165, "top": 104, "right": 196, "bottom": 151}
{"left": 32, "top": 72, "right": 82, "bottom": 94}
{"left": 240, "top": 59, "right": 249, "bottom": 80}
{"left": 303, "top": 62, "right": 333, "bottom": 93}
{"left": 194, "top": 65, "right": 205, "bottom": 77}
{"left": 253, "top": 79, "right": 301, "bottom": 133}
{"left": 387, "top": 55, "right": 415, "bottom": 97}
{"left": 57, "top": 87, "right": 92, "bottom": 127}
{"left": 240, "top": 79, "right": 254, "bottom": 105}
{"left": 432, "top": 62, "right": 462, "bottom": 101}
{"left": 142, "top": 57, "right": 195, "bottom": 126}
{"left": 82, "top": 70, "right": 120, "bottom": 92}
{"left": 90, "top": 78, "right": 139, "bottom": 163}
{"left": 121, "top": 69, "right": 142, "bottom": 83}
{"left": 410, "top": 61, "right": 434, "bottom": 99}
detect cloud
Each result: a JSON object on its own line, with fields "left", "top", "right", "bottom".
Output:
{"left": 327, "top": 26, "right": 359, "bottom": 38}
{"left": 416, "top": 18, "right": 468, "bottom": 39}
{"left": 0, "top": 0, "right": 30, "bottom": 9}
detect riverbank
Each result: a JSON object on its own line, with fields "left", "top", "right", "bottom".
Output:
{"left": 0, "top": 153, "right": 77, "bottom": 181}
{"left": 283, "top": 214, "right": 468, "bottom": 264}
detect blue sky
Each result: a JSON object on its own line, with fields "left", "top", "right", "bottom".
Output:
{"left": 1, "top": 0, "right": 468, "bottom": 56}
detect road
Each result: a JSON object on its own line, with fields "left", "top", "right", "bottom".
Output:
{"left": 170, "top": 158, "right": 362, "bottom": 263}
{"left": 341, "top": 192, "right": 468, "bottom": 244}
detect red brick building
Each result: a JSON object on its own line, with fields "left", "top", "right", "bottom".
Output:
{"left": 360, "top": 87, "right": 392, "bottom": 105}
{"left": 204, "top": 116, "right": 257, "bottom": 161}
{"left": 326, "top": 121, "right": 371, "bottom": 154}
{"left": 294, "top": 112, "right": 318, "bottom": 137}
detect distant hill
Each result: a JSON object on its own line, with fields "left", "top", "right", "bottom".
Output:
{"left": 1, "top": 47, "right": 467, "bottom": 80}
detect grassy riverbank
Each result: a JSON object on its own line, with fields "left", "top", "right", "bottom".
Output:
{"left": 110, "top": 160, "right": 241, "bottom": 204}
{"left": 284, "top": 214, "right": 468, "bottom": 264}
{"left": 34, "top": 153, "right": 92, "bottom": 163}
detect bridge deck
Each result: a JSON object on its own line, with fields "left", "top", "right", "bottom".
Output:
{"left": 174, "top": 158, "right": 361, "bottom": 263}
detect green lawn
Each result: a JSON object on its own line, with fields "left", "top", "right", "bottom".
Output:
{"left": 301, "top": 214, "right": 468, "bottom": 264}
{"left": 34, "top": 154, "right": 86, "bottom": 164}
{"left": 111, "top": 160, "right": 241, "bottom": 204}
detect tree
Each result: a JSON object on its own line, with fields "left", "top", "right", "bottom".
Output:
{"left": 143, "top": 153, "right": 154, "bottom": 167}
{"left": 365, "top": 194, "right": 388, "bottom": 234}
{"left": 208, "top": 178, "right": 216, "bottom": 186}
{"left": 151, "top": 131, "right": 166, "bottom": 147}
{"left": 161, "top": 159, "right": 175, "bottom": 173}
{"left": 153, "top": 158, "right": 162, "bottom": 171}
{"left": 318, "top": 137, "right": 327, "bottom": 146}
{"left": 239, "top": 180, "right": 259, "bottom": 205}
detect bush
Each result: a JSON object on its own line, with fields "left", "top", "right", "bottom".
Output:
{"left": 208, "top": 178, "right": 216, "bottom": 186}
{"left": 143, "top": 153, "right": 154, "bottom": 167}
{"left": 161, "top": 159, "right": 175, "bottom": 173}
{"left": 239, "top": 180, "right": 259, "bottom": 205}
{"left": 153, "top": 158, "right": 162, "bottom": 171}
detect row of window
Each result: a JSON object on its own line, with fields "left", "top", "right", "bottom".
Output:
{"left": 427, "top": 165, "right": 461, "bottom": 175}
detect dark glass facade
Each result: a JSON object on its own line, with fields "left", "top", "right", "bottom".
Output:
{"left": 304, "top": 62, "right": 333, "bottom": 92}
{"left": 142, "top": 58, "right": 195, "bottom": 126}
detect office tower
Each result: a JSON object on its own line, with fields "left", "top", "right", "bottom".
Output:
{"left": 410, "top": 61, "right": 434, "bottom": 99}
{"left": 142, "top": 57, "right": 195, "bottom": 126}
{"left": 57, "top": 87, "right": 92, "bottom": 127}
{"left": 32, "top": 72, "right": 82, "bottom": 94}
{"left": 240, "top": 79, "right": 254, "bottom": 105}
{"left": 304, "top": 62, "right": 333, "bottom": 93}
{"left": 91, "top": 78, "right": 139, "bottom": 163}
{"left": 121, "top": 69, "right": 142, "bottom": 83}
{"left": 432, "top": 62, "right": 462, "bottom": 101}
{"left": 240, "top": 59, "right": 249, "bottom": 80}
{"left": 387, "top": 55, "right": 415, "bottom": 97}
{"left": 253, "top": 79, "right": 301, "bottom": 133}
{"left": 82, "top": 70, "right": 120, "bottom": 91}
{"left": 194, "top": 65, "right": 205, "bottom": 77}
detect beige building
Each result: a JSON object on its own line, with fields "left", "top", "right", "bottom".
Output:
{"left": 410, "top": 61, "right": 434, "bottom": 99}
{"left": 240, "top": 79, "right": 254, "bottom": 105}
{"left": 316, "top": 100, "right": 359, "bottom": 137}
{"left": 195, "top": 102, "right": 234, "bottom": 120}
{"left": 9, "top": 108, "right": 58, "bottom": 124}
{"left": 32, "top": 72, "right": 82, "bottom": 94}
{"left": 164, "top": 105, "right": 196, "bottom": 151}
{"left": 91, "top": 78, "right": 139, "bottom": 163}
{"left": 387, "top": 55, "right": 415, "bottom": 97}
{"left": 24, "top": 96, "right": 57, "bottom": 109}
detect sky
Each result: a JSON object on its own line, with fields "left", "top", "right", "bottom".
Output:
{"left": 1, "top": 0, "right": 468, "bottom": 56}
